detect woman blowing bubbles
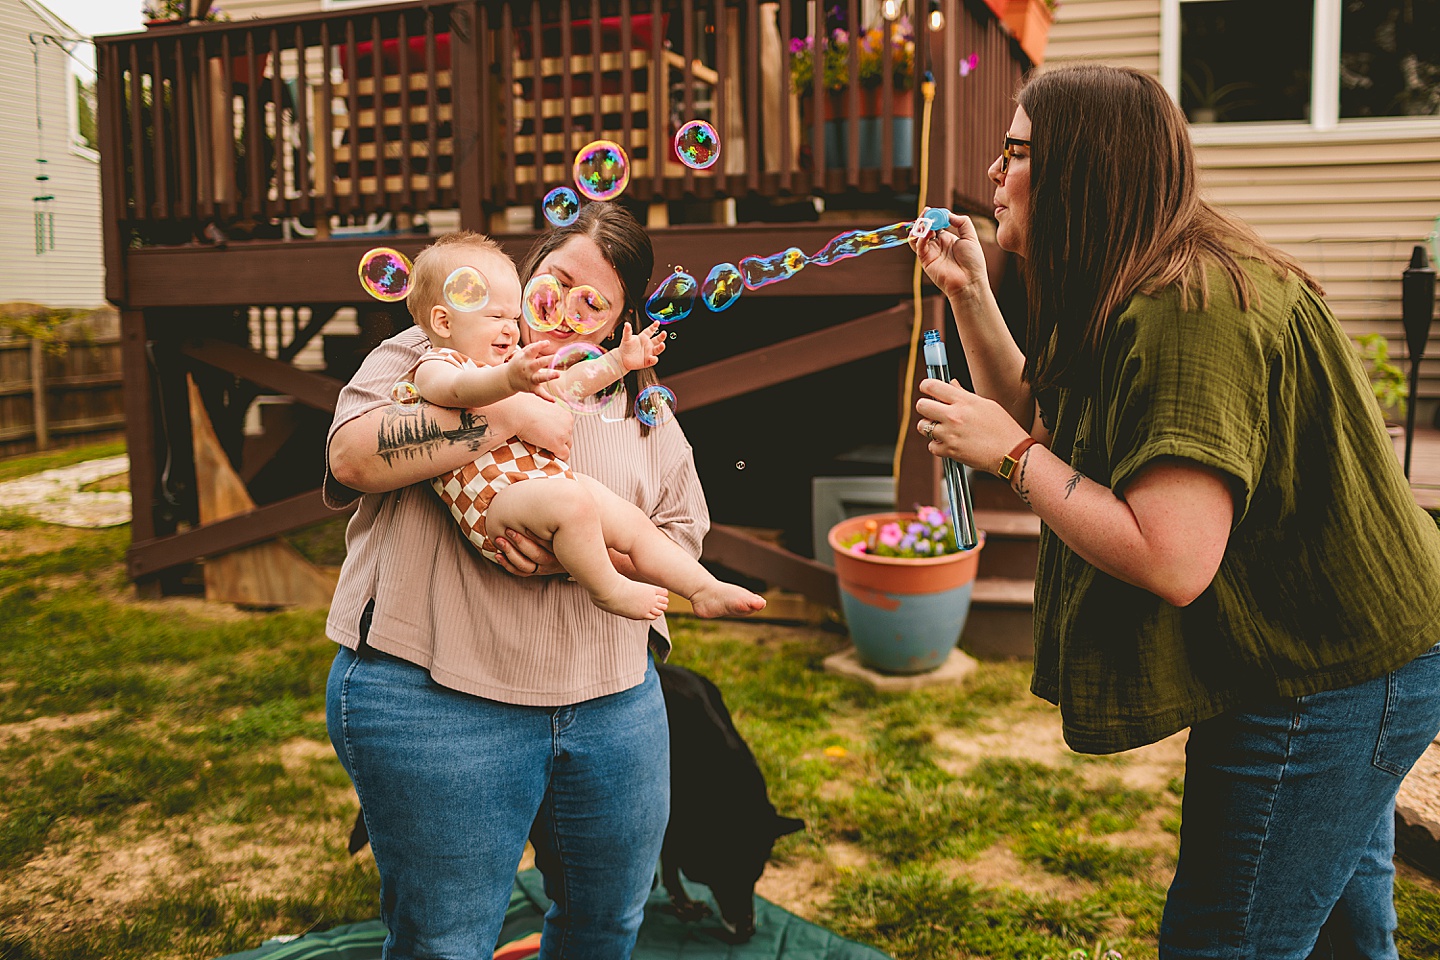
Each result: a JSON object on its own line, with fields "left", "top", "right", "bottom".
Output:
{"left": 911, "top": 64, "right": 1440, "bottom": 957}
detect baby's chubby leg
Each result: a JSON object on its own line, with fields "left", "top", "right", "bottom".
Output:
{"left": 485, "top": 479, "right": 667, "bottom": 621}
{"left": 574, "top": 476, "right": 766, "bottom": 619}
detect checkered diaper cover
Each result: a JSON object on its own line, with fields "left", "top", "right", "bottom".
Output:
{"left": 404, "top": 347, "right": 575, "bottom": 564}
{"left": 431, "top": 438, "right": 574, "bottom": 564}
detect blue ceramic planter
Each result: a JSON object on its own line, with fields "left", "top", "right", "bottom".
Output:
{"left": 828, "top": 513, "right": 985, "bottom": 675}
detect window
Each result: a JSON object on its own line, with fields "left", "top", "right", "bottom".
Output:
{"left": 1164, "top": 0, "right": 1440, "bottom": 133}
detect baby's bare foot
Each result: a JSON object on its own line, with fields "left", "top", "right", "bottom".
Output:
{"left": 592, "top": 579, "right": 669, "bottom": 620}
{"left": 689, "top": 582, "right": 767, "bottom": 619}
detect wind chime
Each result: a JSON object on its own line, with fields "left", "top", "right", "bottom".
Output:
{"left": 30, "top": 33, "right": 59, "bottom": 255}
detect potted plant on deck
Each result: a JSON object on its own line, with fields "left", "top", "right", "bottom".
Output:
{"left": 984, "top": 0, "right": 1058, "bottom": 65}
{"left": 1356, "top": 333, "right": 1410, "bottom": 461}
{"left": 827, "top": 506, "right": 985, "bottom": 675}
{"left": 790, "top": 15, "right": 916, "bottom": 169}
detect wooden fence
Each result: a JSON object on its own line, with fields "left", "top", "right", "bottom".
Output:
{"left": 0, "top": 311, "right": 126, "bottom": 460}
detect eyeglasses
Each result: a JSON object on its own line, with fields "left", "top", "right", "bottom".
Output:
{"left": 999, "top": 135, "right": 1030, "bottom": 178}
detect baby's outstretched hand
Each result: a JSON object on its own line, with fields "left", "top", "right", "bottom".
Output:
{"left": 617, "top": 321, "right": 666, "bottom": 372}
{"left": 506, "top": 340, "right": 560, "bottom": 399}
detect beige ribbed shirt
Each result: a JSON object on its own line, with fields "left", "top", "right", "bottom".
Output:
{"left": 323, "top": 326, "right": 709, "bottom": 706}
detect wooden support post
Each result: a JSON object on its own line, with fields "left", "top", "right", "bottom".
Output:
{"left": 29, "top": 340, "right": 49, "bottom": 451}
{"left": 451, "top": 1, "right": 485, "bottom": 231}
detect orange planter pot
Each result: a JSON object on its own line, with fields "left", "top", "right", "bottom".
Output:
{"left": 1000, "top": 0, "right": 1054, "bottom": 65}
{"left": 828, "top": 512, "right": 985, "bottom": 674}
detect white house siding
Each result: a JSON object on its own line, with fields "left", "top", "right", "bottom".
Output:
{"left": 1043, "top": 0, "right": 1440, "bottom": 410}
{"left": 0, "top": 0, "right": 105, "bottom": 308}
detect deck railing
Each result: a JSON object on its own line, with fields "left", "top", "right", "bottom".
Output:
{"left": 96, "top": 0, "right": 1026, "bottom": 244}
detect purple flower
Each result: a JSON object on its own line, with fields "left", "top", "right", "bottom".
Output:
{"left": 832, "top": 28, "right": 849, "bottom": 44}
{"left": 789, "top": 37, "right": 810, "bottom": 55}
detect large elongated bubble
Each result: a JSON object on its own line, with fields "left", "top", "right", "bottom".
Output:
{"left": 701, "top": 263, "right": 743, "bottom": 312}
{"left": 739, "top": 247, "right": 807, "bottom": 289}
{"left": 645, "top": 268, "right": 698, "bottom": 324}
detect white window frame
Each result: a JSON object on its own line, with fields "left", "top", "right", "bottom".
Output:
{"left": 66, "top": 61, "right": 101, "bottom": 163}
{"left": 1160, "top": 0, "right": 1440, "bottom": 145}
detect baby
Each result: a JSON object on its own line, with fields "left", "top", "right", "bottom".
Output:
{"left": 403, "top": 232, "right": 767, "bottom": 622}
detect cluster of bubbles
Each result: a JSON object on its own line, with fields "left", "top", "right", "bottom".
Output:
{"left": 356, "top": 127, "right": 955, "bottom": 434}
{"left": 522, "top": 274, "right": 612, "bottom": 335}
{"left": 641, "top": 207, "right": 953, "bottom": 325}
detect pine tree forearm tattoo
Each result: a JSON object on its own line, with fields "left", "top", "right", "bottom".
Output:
{"left": 375, "top": 404, "right": 490, "bottom": 465}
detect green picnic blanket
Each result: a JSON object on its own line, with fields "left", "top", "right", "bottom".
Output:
{"left": 216, "top": 869, "right": 893, "bottom": 960}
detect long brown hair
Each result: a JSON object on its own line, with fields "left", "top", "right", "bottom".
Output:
{"left": 1016, "top": 64, "right": 1320, "bottom": 391}
{"left": 518, "top": 202, "right": 660, "bottom": 424}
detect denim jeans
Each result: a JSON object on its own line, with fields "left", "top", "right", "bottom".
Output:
{"left": 1161, "top": 641, "right": 1440, "bottom": 959}
{"left": 327, "top": 641, "right": 669, "bottom": 960}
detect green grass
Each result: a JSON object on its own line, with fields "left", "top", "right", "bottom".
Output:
{"left": 0, "top": 440, "right": 126, "bottom": 483}
{"left": 1, "top": 441, "right": 1439, "bottom": 959}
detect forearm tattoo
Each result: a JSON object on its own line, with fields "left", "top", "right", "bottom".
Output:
{"left": 376, "top": 404, "right": 490, "bottom": 465}
{"left": 1064, "top": 471, "right": 1082, "bottom": 498}
{"left": 1013, "top": 451, "right": 1032, "bottom": 505}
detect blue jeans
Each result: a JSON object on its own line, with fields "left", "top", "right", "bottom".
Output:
{"left": 1161, "top": 641, "right": 1440, "bottom": 959}
{"left": 327, "top": 642, "right": 669, "bottom": 960}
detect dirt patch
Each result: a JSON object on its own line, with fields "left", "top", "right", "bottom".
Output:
{"left": 955, "top": 843, "right": 1093, "bottom": 900}
{"left": 0, "top": 710, "right": 117, "bottom": 745}
{"left": 121, "top": 594, "right": 270, "bottom": 623}
{"left": 0, "top": 524, "right": 90, "bottom": 558}
{"left": 933, "top": 707, "right": 1072, "bottom": 777}
{"left": 755, "top": 854, "right": 833, "bottom": 920}
{"left": 5, "top": 815, "right": 356, "bottom": 938}
{"left": 279, "top": 737, "right": 336, "bottom": 774}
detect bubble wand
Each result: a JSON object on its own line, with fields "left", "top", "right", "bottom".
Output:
{"left": 923, "top": 329, "right": 978, "bottom": 550}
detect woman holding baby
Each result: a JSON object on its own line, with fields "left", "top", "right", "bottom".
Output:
{"left": 324, "top": 203, "right": 703, "bottom": 959}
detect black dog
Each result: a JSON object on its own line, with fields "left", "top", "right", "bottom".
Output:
{"left": 345, "top": 663, "right": 803, "bottom": 943}
{"left": 656, "top": 662, "right": 805, "bottom": 942}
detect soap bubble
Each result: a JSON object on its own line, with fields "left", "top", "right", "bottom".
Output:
{"left": 739, "top": 247, "right": 807, "bottom": 289}
{"left": 673, "top": 120, "right": 720, "bottom": 170}
{"left": 358, "top": 247, "right": 412, "bottom": 301}
{"left": 390, "top": 380, "right": 421, "bottom": 404}
{"left": 442, "top": 266, "right": 490, "bottom": 312}
{"left": 634, "top": 384, "right": 677, "bottom": 426}
{"left": 645, "top": 268, "right": 698, "bottom": 324}
{"left": 735, "top": 461, "right": 746, "bottom": 470}
{"left": 523, "top": 273, "right": 565, "bottom": 331}
{"left": 565, "top": 285, "right": 611, "bottom": 335}
{"left": 573, "top": 140, "right": 630, "bottom": 201}
{"left": 548, "top": 342, "right": 624, "bottom": 414}
{"left": 542, "top": 186, "right": 580, "bottom": 227}
{"left": 701, "top": 263, "right": 743, "bottom": 312}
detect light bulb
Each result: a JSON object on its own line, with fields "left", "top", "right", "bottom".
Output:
{"left": 882, "top": 0, "right": 902, "bottom": 21}
{"left": 928, "top": 4, "right": 945, "bottom": 31}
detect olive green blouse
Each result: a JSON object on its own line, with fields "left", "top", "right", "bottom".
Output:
{"left": 1031, "top": 259, "right": 1440, "bottom": 754}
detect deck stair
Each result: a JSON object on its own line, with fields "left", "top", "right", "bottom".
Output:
{"left": 965, "top": 472, "right": 1038, "bottom": 660}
